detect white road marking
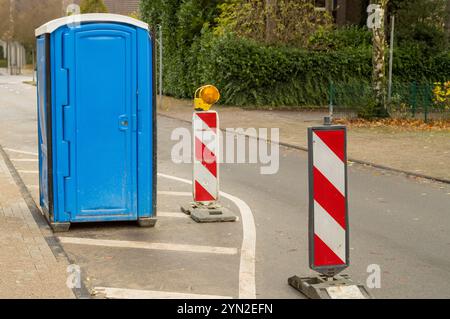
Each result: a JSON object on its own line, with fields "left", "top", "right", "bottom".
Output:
{"left": 4, "top": 148, "right": 38, "bottom": 157}
{"left": 158, "top": 173, "right": 256, "bottom": 299}
{"left": 158, "top": 191, "right": 191, "bottom": 196}
{"left": 58, "top": 237, "right": 238, "bottom": 255}
{"left": 17, "top": 170, "right": 39, "bottom": 174}
{"left": 11, "top": 158, "right": 39, "bottom": 162}
{"left": 94, "top": 287, "right": 232, "bottom": 299}
{"left": 158, "top": 212, "right": 189, "bottom": 218}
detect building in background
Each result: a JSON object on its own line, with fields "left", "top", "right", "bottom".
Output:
{"left": 62, "top": 0, "right": 140, "bottom": 16}
{"left": 1, "top": 41, "right": 27, "bottom": 74}
{"left": 0, "top": 40, "right": 6, "bottom": 60}
{"left": 315, "top": 0, "right": 368, "bottom": 27}
{"left": 103, "top": 0, "right": 139, "bottom": 15}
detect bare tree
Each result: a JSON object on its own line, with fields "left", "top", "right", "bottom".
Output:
{"left": 0, "top": 1, "right": 9, "bottom": 39}
{"left": 9, "top": 0, "right": 15, "bottom": 41}
{"left": 217, "top": 0, "right": 332, "bottom": 47}
{"left": 1, "top": 0, "right": 62, "bottom": 49}
{"left": 0, "top": 0, "right": 62, "bottom": 74}
{"left": 265, "top": 0, "right": 276, "bottom": 43}
{"left": 0, "top": 0, "right": 13, "bottom": 41}
{"left": 446, "top": 0, "right": 450, "bottom": 38}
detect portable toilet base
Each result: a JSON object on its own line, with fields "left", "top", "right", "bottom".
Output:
{"left": 36, "top": 14, "right": 157, "bottom": 231}
{"left": 50, "top": 222, "right": 71, "bottom": 233}
{"left": 49, "top": 218, "right": 157, "bottom": 233}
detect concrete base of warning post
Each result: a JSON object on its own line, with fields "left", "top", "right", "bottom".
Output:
{"left": 181, "top": 203, "right": 237, "bottom": 223}
{"left": 288, "top": 274, "right": 372, "bottom": 299}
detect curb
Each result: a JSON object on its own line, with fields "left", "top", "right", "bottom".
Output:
{"left": 0, "top": 145, "right": 92, "bottom": 299}
{"left": 158, "top": 112, "right": 450, "bottom": 185}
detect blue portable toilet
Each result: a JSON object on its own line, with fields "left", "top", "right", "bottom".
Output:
{"left": 35, "top": 14, "right": 157, "bottom": 231}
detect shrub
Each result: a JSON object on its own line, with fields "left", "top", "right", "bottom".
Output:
{"left": 195, "top": 33, "right": 372, "bottom": 106}
{"left": 80, "top": 0, "right": 108, "bottom": 13}
{"left": 308, "top": 26, "right": 372, "bottom": 51}
{"left": 160, "top": 32, "right": 450, "bottom": 108}
{"left": 141, "top": 0, "right": 450, "bottom": 111}
{"left": 214, "top": 0, "right": 332, "bottom": 47}
{"left": 433, "top": 81, "right": 450, "bottom": 111}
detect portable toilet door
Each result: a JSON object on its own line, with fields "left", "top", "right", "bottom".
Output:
{"left": 36, "top": 14, "right": 157, "bottom": 232}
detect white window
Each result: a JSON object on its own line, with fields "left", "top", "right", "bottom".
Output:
{"left": 315, "top": 0, "right": 327, "bottom": 10}
{"left": 315, "top": 0, "right": 338, "bottom": 12}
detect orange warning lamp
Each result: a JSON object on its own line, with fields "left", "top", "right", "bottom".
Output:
{"left": 194, "top": 85, "right": 220, "bottom": 111}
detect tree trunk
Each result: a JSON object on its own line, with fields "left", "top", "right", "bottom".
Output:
{"left": 8, "top": 0, "right": 15, "bottom": 75}
{"left": 446, "top": 0, "right": 450, "bottom": 40}
{"left": 265, "top": 0, "right": 276, "bottom": 44}
{"left": 371, "top": 0, "right": 389, "bottom": 117}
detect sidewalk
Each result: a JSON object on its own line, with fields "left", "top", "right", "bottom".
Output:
{"left": 158, "top": 96, "right": 450, "bottom": 182}
{"left": 0, "top": 154, "right": 75, "bottom": 299}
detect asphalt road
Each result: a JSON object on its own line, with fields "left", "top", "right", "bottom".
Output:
{"left": 1, "top": 70, "right": 449, "bottom": 299}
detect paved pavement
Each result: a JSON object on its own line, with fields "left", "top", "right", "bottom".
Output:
{"left": 1, "top": 70, "right": 450, "bottom": 299}
{"left": 0, "top": 147, "right": 74, "bottom": 298}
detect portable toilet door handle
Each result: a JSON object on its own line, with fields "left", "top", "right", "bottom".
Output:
{"left": 118, "top": 115, "right": 129, "bottom": 131}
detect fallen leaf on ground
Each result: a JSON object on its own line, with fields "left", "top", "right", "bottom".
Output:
{"left": 334, "top": 118, "right": 450, "bottom": 131}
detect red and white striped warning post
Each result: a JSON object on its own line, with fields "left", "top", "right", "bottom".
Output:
{"left": 308, "top": 126, "right": 349, "bottom": 276}
{"left": 288, "top": 123, "right": 371, "bottom": 299}
{"left": 193, "top": 111, "right": 219, "bottom": 203}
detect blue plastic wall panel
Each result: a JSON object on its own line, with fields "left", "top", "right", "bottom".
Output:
{"left": 136, "top": 27, "right": 156, "bottom": 219}
{"left": 45, "top": 22, "right": 155, "bottom": 223}
{"left": 37, "top": 35, "right": 49, "bottom": 213}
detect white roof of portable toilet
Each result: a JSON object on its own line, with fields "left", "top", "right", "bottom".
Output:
{"left": 35, "top": 13, "right": 148, "bottom": 37}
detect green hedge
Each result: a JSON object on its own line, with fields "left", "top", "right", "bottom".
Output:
{"left": 162, "top": 32, "right": 450, "bottom": 107}
{"left": 393, "top": 49, "right": 450, "bottom": 83}
{"left": 165, "top": 33, "right": 373, "bottom": 106}
{"left": 0, "top": 59, "right": 7, "bottom": 68}
{"left": 141, "top": 0, "right": 450, "bottom": 109}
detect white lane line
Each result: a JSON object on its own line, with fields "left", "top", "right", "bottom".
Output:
{"left": 219, "top": 191, "right": 256, "bottom": 299}
{"left": 58, "top": 237, "right": 238, "bottom": 255}
{"left": 4, "top": 148, "right": 38, "bottom": 157}
{"left": 11, "top": 158, "right": 39, "bottom": 162}
{"left": 158, "top": 191, "right": 191, "bottom": 196}
{"left": 158, "top": 212, "right": 189, "bottom": 218}
{"left": 157, "top": 173, "right": 256, "bottom": 299}
{"left": 18, "top": 170, "right": 39, "bottom": 174}
{"left": 94, "top": 287, "right": 232, "bottom": 299}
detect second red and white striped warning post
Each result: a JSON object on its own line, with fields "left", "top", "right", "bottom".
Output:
{"left": 309, "top": 126, "right": 349, "bottom": 276}
{"left": 288, "top": 123, "right": 371, "bottom": 299}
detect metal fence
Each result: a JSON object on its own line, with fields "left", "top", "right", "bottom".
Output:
{"left": 329, "top": 82, "right": 450, "bottom": 121}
